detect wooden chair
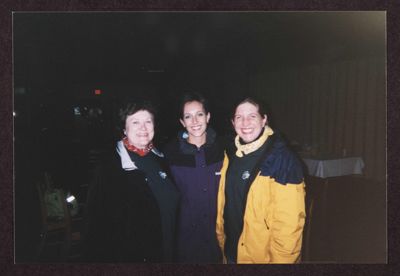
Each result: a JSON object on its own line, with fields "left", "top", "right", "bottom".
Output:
{"left": 35, "top": 172, "right": 81, "bottom": 262}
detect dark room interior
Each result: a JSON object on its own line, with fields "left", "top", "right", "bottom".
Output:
{"left": 13, "top": 11, "right": 386, "bottom": 263}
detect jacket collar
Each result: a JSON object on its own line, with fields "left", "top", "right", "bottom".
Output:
{"left": 235, "top": 126, "right": 274, "bottom": 157}
{"left": 178, "top": 127, "right": 216, "bottom": 155}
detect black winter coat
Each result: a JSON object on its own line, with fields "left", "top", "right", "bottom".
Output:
{"left": 82, "top": 149, "right": 163, "bottom": 262}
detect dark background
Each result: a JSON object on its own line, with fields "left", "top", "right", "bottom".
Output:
{"left": 2, "top": 2, "right": 398, "bottom": 275}
{"left": 13, "top": 11, "right": 386, "bottom": 163}
{"left": 13, "top": 12, "right": 386, "bottom": 137}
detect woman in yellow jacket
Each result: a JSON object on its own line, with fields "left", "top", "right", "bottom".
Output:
{"left": 216, "top": 97, "right": 306, "bottom": 264}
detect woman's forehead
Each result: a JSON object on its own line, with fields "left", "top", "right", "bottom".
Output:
{"left": 184, "top": 101, "right": 204, "bottom": 111}
{"left": 126, "top": 110, "right": 153, "bottom": 120}
{"left": 235, "top": 102, "right": 259, "bottom": 113}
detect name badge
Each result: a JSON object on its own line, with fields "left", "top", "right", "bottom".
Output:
{"left": 159, "top": 171, "right": 167, "bottom": 179}
{"left": 242, "top": 170, "right": 250, "bottom": 180}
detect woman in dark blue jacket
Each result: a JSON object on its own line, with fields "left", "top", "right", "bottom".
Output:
{"left": 164, "top": 93, "right": 224, "bottom": 263}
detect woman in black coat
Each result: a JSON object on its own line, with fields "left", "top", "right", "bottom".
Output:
{"left": 83, "top": 100, "right": 179, "bottom": 262}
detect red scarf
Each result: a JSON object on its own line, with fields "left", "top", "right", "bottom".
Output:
{"left": 122, "top": 136, "right": 154, "bottom": 157}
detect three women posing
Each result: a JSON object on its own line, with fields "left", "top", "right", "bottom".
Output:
{"left": 84, "top": 95, "right": 306, "bottom": 264}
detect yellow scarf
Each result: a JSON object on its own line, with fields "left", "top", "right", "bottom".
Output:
{"left": 235, "top": 126, "right": 274, "bottom": 157}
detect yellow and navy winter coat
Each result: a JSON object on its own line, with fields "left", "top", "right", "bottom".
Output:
{"left": 216, "top": 133, "right": 306, "bottom": 264}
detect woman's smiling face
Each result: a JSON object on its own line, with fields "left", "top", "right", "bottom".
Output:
{"left": 125, "top": 110, "right": 154, "bottom": 149}
{"left": 180, "top": 100, "right": 210, "bottom": 140}
{"left": 232, "top": 102, "right": 267, "bottom": 143}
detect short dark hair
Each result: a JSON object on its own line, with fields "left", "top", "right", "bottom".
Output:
{"left": 179, "top": 92, "right": 209, "bottom": 119}
{"left": 232, "top": 96, "right": 268, "bottom": 119}
{"left": 118, "top": 100, "right": 157, "bottom": 132}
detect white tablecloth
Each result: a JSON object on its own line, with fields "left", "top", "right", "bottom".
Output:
{"left": 302, "top": 156, "right": 364, "bottom": 178}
